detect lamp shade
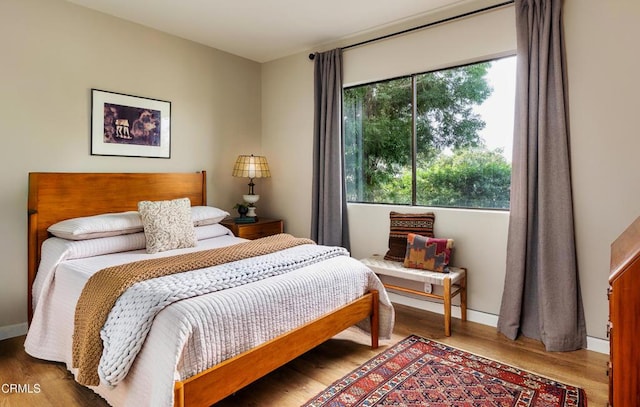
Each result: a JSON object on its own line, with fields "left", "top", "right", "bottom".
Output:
{"left": 232, "top": 155, "right": 271, "bottom": 179}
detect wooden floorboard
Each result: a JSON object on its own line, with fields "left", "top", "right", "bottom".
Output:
{"left": 0, "top": 304, "right": 608, "bottom": 406}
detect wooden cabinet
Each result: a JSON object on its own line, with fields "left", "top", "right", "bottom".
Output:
{"left": 220, "top": 218, "right": 283, "bottom": 240}
{"left": 608, "top": 216, "right": 640, "bottom": 407}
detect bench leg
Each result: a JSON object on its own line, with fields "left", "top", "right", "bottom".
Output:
{"left": 444, "top": 277, "right": 451, "bottom": 336}
{"left": 370, "top": 290, "right": 379, "bottom": 349}
{"left": 460, "top": 269, "right": 467, "bottom": 322}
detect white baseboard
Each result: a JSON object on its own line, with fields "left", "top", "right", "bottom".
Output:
{"left": 388, "top": 292, "right": 609, "bottom": 355}
{"left": 586, "top": 335, "right": 610, "bottom": 355}
{"left": 0, "top": 322, "right": 28, "bottom": 341}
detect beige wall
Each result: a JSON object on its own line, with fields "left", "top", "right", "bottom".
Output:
{"left": 342, "top": 5, "right": 515, "bottom": 86}
{"left": 0, "top": 0, "right": 261, "bottom": 332}
{"left": 260, "top": 54, "right": 315, "bottom": 237}
{"left": 563, "top": 0, "right": 640, "bottom": 340}
{"left": 262, "top": 0, "right": 640, "bottom": 342}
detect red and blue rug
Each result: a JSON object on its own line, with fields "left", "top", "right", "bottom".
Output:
{"left": 304, "top": 335, "right": 586, "bottom": 406}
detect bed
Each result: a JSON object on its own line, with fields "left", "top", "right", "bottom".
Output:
{"left": 24, "top": 171, "right": 394, "bottom": 407}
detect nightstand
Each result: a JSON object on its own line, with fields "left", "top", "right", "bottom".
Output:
{"left": 220, "top": 217, "right": 284, "bottom": 240}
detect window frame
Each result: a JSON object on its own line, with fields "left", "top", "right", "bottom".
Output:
{"left": 342, "top": 54, "right": 516, "bottom": 211}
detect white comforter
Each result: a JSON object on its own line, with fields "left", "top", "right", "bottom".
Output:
{"left": 25, "top": 224, "right": 394, "bottom": 407}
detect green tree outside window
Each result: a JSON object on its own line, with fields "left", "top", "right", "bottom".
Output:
{"left": 344, "top": 57, "right": 514, "bottom": 210}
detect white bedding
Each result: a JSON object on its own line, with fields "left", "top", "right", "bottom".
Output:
{"left": 25, "top": 226, "right": 394, "bottom": 407}
{"left": 100, "top": 244, "right": 350, "bottom": 386}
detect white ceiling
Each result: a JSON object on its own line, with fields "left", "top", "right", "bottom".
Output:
{"left": 65, "top": 0, "right": 470, "bottom": 63}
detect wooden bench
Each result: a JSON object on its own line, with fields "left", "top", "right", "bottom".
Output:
{"left": 360, "top": 254, "right": 467, "bottom": 336}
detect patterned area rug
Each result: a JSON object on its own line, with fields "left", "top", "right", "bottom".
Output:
{"left": 303, "top": 335, "right": 586, "bottom": 407}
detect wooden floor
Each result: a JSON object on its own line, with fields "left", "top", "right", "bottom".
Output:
{"left": 0, "top": 303, "right": 609, "bottom": 406}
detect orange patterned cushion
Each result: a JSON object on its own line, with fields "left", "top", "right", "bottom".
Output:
{"left": 403, "top": 233, "right": 454, "bottom": 273}
{"left": 383, "top": 212, "right": 435, "bottom": 262}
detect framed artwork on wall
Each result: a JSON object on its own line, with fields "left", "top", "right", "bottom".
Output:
{"left": 91, "top": 89, "right": 171, "bottom": 158}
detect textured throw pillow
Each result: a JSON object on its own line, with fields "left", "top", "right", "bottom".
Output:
{"left": 138, "top": 198, "right": 197, "bottom": 254}
{"left": 403, "top": 233, "right": 454, "bottom": 273}
{"left": 383, "top": 212, "right": 435, "bottom": 262}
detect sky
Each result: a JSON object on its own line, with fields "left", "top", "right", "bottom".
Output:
{"left": 474, "top": 55, "right": 517, "bottom": 162}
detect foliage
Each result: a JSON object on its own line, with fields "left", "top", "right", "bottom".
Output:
{"left": 344, "top": 61, "right": 511, "bottom": 209}
{"left": 416, "top": 149, "right": 511, "bottom": 209}
{"left": 415, "top": 63, "right": 491, "bottom": 155}
{"left": 344, "top": 77, "right": 412, "bottom": 200}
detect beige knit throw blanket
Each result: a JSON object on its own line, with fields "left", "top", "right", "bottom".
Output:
{"left": 72, "top": 233, "right": 314, "bottom": 386}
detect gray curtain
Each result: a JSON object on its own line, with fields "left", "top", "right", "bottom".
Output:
{"left": 311, "top": 49, "right": 350, "bottom": 250}
{"left": 497, "top": 0, "right": 586, "bottom": 351}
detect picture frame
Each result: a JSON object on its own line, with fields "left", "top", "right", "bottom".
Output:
{"left": 91, "top": 89, "right": 171, "bottom": 158}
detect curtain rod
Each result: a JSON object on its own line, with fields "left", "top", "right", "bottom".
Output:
{"left": 308, "top": 0, "right": 514, "bottom": 60}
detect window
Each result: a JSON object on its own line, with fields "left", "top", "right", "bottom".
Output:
{"left": 343, "top": 56, "right": 516, "bottom": 210}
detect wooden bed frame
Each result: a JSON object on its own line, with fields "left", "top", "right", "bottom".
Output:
{"left": 27, "top": 171, "right": 380, "bottom": 407}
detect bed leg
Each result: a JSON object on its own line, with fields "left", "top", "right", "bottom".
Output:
{"left": 370, "top": 290, "right": 379, "bottom": 349}
{"left": 174, "top": 381, "right": 185, "bottom": 407}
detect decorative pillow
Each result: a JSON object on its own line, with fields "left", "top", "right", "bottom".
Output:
{"left": 383, "top": 212, "right": 435, "bottom": 262}
{"left": 403, "top": 233, "right": 454, "bottom": 273}
{"left": 48, "top": 211, "right": 143, "bottom": 240}
{"left": 191, "top": 206, "right": 229, "bottom": 226}
{"left": 138, "top": 198, "right": 197, "bottom": 254}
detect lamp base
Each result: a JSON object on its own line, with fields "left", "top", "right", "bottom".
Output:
{"left": 243, "top": 194, "right": 259, "bottom": 217}
{"left": 243, "top": 194, "right": 260, "bottom": 204}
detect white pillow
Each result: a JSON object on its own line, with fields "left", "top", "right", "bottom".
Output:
{"left": 48, "top": 211, "right": 143, "bottom": 240}
{"left": 48, "top": 206, "right": 228, "bottom": 241}
{"left": 191, "top": 206, "right": 229, "bottom": 226}
{"left": 138, "top": 197, "right": 197, "bottom": 254}
{"left": 194, "top": 223, "right": 233, "bottom": 241}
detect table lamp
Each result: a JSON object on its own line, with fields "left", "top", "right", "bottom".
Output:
{"left": 232, "top": 154, "right": 271, "bottom": 219}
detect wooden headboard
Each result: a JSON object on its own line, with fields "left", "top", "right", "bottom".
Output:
{"left": 27, "top": 171, "right": 207, "bottom": 322}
